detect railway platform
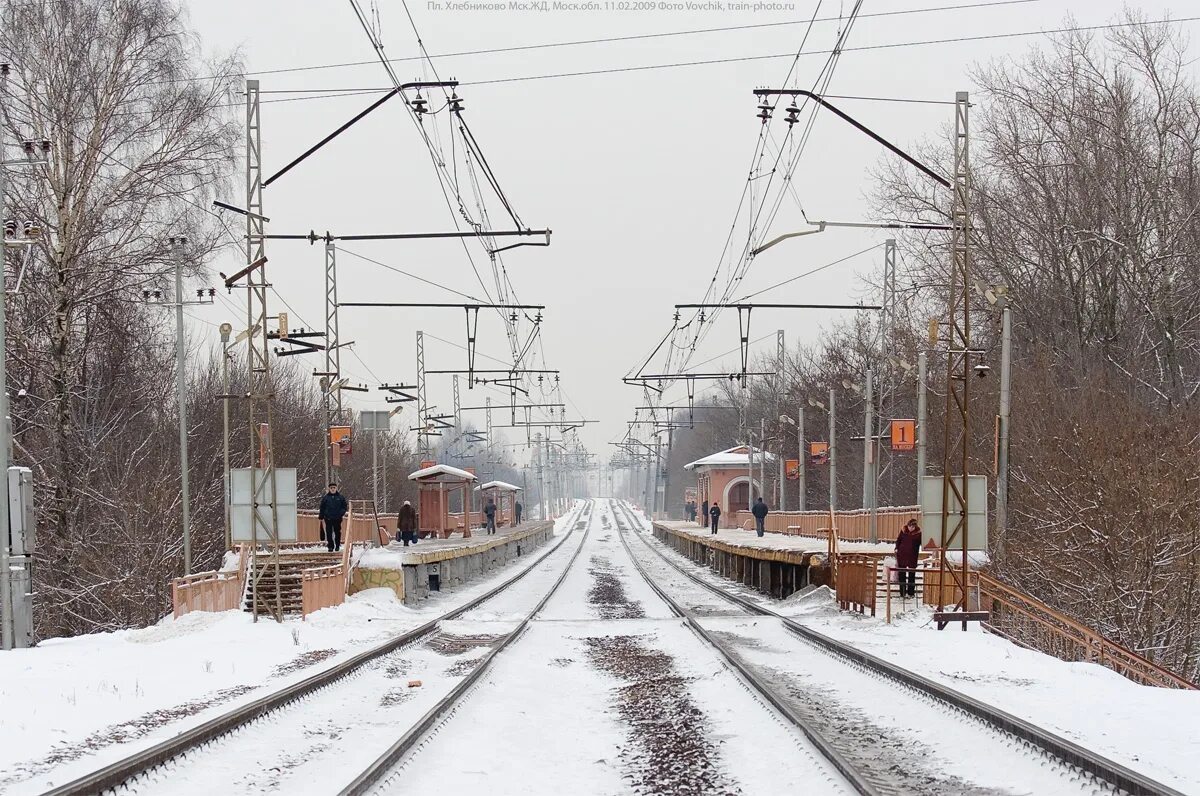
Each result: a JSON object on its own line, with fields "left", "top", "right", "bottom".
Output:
{"left": 353, "top": 520, "right": 554, "bottom": 604}
{"left": 652, "top": 520, "right": 892, "bottom": 599}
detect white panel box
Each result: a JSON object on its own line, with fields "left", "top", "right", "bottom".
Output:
{"left": 920, "top": 474, "right": 988, "bottom": 551}
{"left": 230, "top": 468, "right": 298, "bottom": 543}
{"left": 7, "top": 466, "right": 35, "bottom": 556}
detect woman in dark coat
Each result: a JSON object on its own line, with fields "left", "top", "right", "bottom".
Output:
{"left": 895, "top": 519, "right": 923, "bottom": 597}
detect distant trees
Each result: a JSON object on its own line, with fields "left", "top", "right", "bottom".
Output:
{"left": 0, "top": 0, "right": 244, "bottom": 637}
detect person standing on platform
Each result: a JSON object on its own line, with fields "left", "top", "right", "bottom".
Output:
{"left": 751, "top": 497, "right": 769, "bottom": 537}
{"left": 895, "top": 519, "right": 923, "bottom": 598}
{"left": 398, "top": 500, "right": 418, "bottom": 547}
{"left": 701, "top": 500, "right": 709, "bottom": 527}
{"left": 484, "top": 497, "right": 498, "bottom": 535}
{"left": 708, "top": 502, "right": 721, "bottom": 535}
{"left": 319, "top": 482, "right": 348, "bottom": 553}
{"left": 514, "top": 500, "right": 523, "bottom": 525}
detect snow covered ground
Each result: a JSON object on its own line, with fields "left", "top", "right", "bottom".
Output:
{"left": 638, "top": 508, "right": 1200, "bottom": 793}
{"left": 3, "top": 498, "right": 1198, "bottom": 795}
{"left": 0, "top": 510, "right": 583, "bottom": 794}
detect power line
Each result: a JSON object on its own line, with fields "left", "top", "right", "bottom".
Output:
{"left": 737, "top": 243, "right": 885, "bottom": 301}
{"left": 219, "top": 0, "right": 1040, "bottom": 80}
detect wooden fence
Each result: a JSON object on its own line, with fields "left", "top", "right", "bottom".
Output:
{"left": 733, "top": 506, "right": 920, "bottom": 541}
{"left": 297, "top": 510, "right": 395, "bottom": 545}
{"left": 171, "top": 571, "right": 243, "bottom": 618}
{"left": 835, "top": 554, "right": 877, "bottom": 616}
{"left": 978, "top": 574, "right": 1197, "bottom": 690}
{"left": 301, "top": 564, "right": 346, "bottom": 619}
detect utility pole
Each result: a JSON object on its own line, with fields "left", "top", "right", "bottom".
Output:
{"left": 916, "top": 351, "right": 928, "bottom": 507}
{"left": 938, "top": 90, "right": 975, "bottom": 617}
{"left": 797, "top": 406, "right": 806, "bottom": 511}
{"left": 220, "top": 323, "right": 233, "bottom": 551}
{"left": 996, "top": 304, "right": 1012, "bottom": 545}
{"left": 416, "top": 330, "right": 428, "bottom": 459}
{"left": 863, "top": 369, "right": 878, "bottom": 543}
{"left": 242, "top": 79, "right": 282, "bottom": 623}
{"left": 0, "top": 94, "right": 49, "bottom": 648}
{"left": 172, "top": 238, "right": 193, "bottom": 574}
{"left": 776, "top": 329, "right": 785, "bottom": 511}
{"left": 662, "top": 426, "right": 674, "bottom": 519}
{"left": 828, "top": 388, "right": 837, "bottom": 512}
{"left": 322, "top": 240, "right": 341, "bottom": 485}
{"left": 759, "top": 417, "right": 766, "bottom": 512}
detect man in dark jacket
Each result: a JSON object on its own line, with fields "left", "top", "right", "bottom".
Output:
{"left": 318, "top": 482, "right": 349, "bottom": 552}
{"left": 895, "top": 519, "right": 923, "bottom": 597}
{"left": 484, "top": 497, "right": 497, "bottom": 535}
{"left": 514, "top": 500, "right": 523, "bottom": 525}
{"left": 398, "top": 500, "right": 418, "bottom": 547}
{"left": 751, "top": 497, "right": 769, "bottom": 537}
{"left": 708, "top": 502, "right": 721, "bottom": 535}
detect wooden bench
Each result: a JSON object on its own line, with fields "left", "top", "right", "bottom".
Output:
{"left": 934, "top": 610, "right": 990, "bottom": 630}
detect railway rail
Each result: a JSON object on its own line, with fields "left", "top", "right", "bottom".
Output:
{"left": 610, "top": 500, "right": 1184, "bottom": 796}
{"left": 40, "top": 501, "right": 595, "bottom": 796}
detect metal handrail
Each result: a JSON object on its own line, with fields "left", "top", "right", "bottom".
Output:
{"left": 978, "top": 573, "right": 1197, "bottom": 690}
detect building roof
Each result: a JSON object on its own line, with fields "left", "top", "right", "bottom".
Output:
{"left": 684, "top": 445, "right": 776, "bottom": 471}
{"left": 476, "top": 480, "right": 522, "bottom": 492}
{"left": 408, "top": 463, "right": 478, "bottom": 482}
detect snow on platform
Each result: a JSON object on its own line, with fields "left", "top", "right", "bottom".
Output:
{"left": 357, "top": 520, "right": 552, "bottom": 569}
{"left": 655, "top": 519, "right": 894, "bottom": 562}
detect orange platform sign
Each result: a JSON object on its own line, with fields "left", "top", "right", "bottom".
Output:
{"left": 785, "top": 459, "right": 801, "bottom": 480}
{"left": 810, "top": 442, "right": 829, "bottom": 465}
{"left": 890, "top": 419, "right": 916, "bottom": 451}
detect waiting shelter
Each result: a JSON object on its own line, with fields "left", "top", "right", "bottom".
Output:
{"left": 476, "top": 480, "right": 522, "bottom": 526}
{"left": 684, "top": 445, "right": 774, "bottom": 526}
{"left": 408, "top": 463, "right": 478, "bottom": 539}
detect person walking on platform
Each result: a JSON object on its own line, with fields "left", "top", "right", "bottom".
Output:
{"left": 514, "top": 500, "right": 523, "bottom": 525}
{"left": 319, "top": 482, "right": 348, "bottom": 553}
{"left": 484, "top": 497, "right": 498, "bottom": 535}
{"left": 398, "top": 500, "right": 418, "bottom": 547}
{"left": 708, "top": 502, "right": 721, "bottom": 534}
{"left": 895, "top": 519, "right": 923, "bottom": 598}
{"left": 751, "top": 497, "right": 769, "bottom": 537}
{"left": 701, "top": 500, "right": 709, "bottom": 527}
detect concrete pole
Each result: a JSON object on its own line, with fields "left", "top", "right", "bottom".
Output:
{"left": 662, "top": 427, "right": 673, "bottom": 519}
{"left": 371, "top": 427, "right": 379, "bottom": 511}
{"left": 916, "top": 351, "right": 928, "bottom": 508}
{"left": 776, "top": 329, "right": 785, "bottom": 511}
{"left": 864, "top": 369, "right": 878, "bottom": 543}
{"left": 747, "top": 430, "right": 755, "bottom": 513}
{"left": 828, "top": 389, "right": 837, "bottom": 512}
{"left": 996, "top": 306, "right": 1012, "bottom": 542}
{"left": 862, "top": 369, "right": 872, "bottom": 509}
{"left": 172, "top": 239, "right": 193, "bottom": 575}
{"left": 797, "top": 406, "right": 806, "bottom": 512}
{"left": 1, "top": 137, "right": 12, "bottom": 650}
{"left": 220, "top": 326, "right": 232, "bottom": 551}
{"left": 760, "top": 418, "right": 766, "bottom": 509}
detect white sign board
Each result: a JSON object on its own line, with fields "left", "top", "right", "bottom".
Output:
{"left": 920, "top": 474, "right": 988, "bottom": 551}
{"left": 360, "top": 410, "right": 391, "bottom": 432}
{"left": 230, "top": 468, "right": 298, "bottom": 542}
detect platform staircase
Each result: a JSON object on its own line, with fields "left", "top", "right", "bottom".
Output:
{"left": 242, "top": 549, "right": 343, "bottom": 617}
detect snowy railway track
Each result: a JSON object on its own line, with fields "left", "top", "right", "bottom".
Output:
{"left": 39, "top": 500, "right": 595, "bottom": 796}
{"left": 610, "top": 500, "right": 1185, "bottom": 796}
{"left": 358, "top": 497, "right": 859, "bottom": 796}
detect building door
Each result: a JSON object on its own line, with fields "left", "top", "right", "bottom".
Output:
{"left": 727, "top": 481, "right": 749, "bottom": 515}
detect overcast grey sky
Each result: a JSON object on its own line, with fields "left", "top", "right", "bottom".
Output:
{"left": 182, "top": 0, "right": 1194, "bottom": 462}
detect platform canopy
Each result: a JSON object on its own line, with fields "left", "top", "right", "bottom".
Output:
{"left": 684, "top": 445, "right": 775, "bottom": 471}
{"left": 476, "top": 480, "right": 522, "bottom": 492}
{"left": 408, "top": 463, "right": 478, "bottom": 482}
